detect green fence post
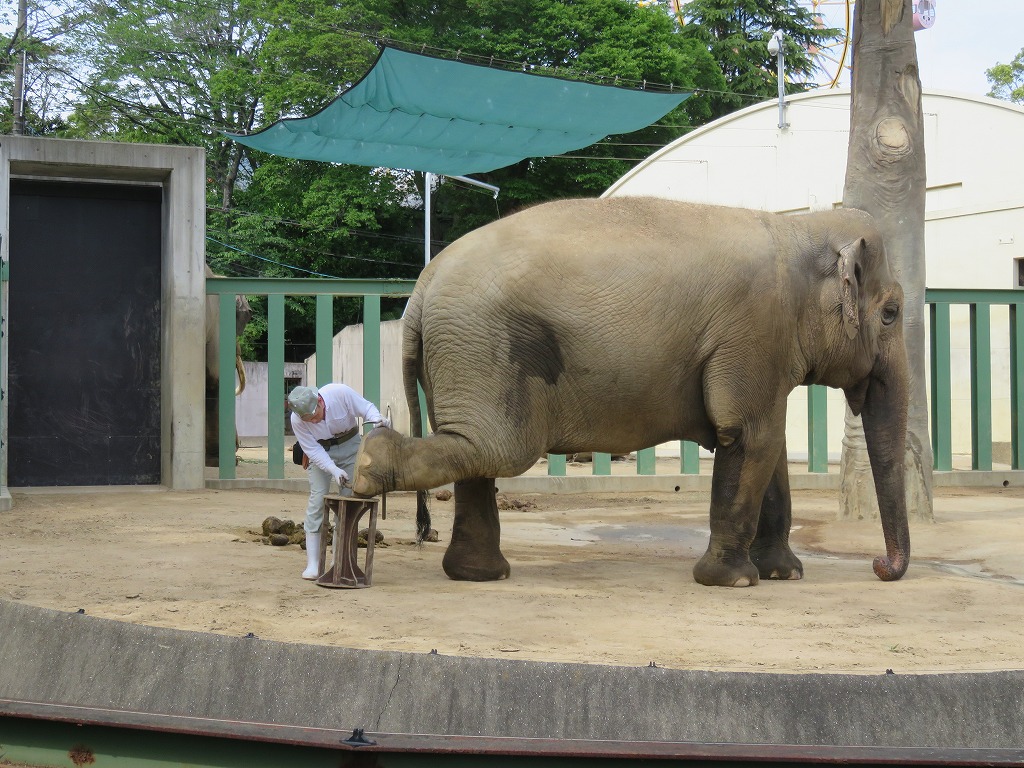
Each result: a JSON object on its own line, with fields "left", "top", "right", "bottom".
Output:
{"left": 637, "top": 447, "right": 656, "bottom": 475}
{"left": 1011, "top": 303, "right": 1024, "bottom": 470}
{"left": 592, "top": 452, "right": 611, "bottom": 475}
{"left": 362, "top": 294, "right": 381, "bottom": 424}
{"left": 267, "top": 294, "right": 285, "bottom": 480}
{"left": 807, "top": 384, "right": 828, "bottom": 472}
{"left": 681, "top": 440, "right": 700, "bottom": 474}
{"left": 547, "top": 453, "right": 567, "bottom": 476}
{"left": 315, "top": 295, "right": 333, "bottom": 388}
{"left": 970, "top": 303, "right": 992, "bottom": 471}
{"left": 929, "top": 301, "right": 952, "bottom": 471}
{"left": 218, "top": 293, "right": 236, "bottom": 480}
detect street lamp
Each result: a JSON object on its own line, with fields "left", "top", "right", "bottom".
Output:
{"left": 768, "top": 30, "right": 788, "bottom": 129}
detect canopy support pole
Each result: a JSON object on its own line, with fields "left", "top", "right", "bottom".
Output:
{"left": 423, "top": 173, "right": 500, "bottom": 265}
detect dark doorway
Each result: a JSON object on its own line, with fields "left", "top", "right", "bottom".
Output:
{"left": 8, "top": 180, "right": 162, "bottom": 486}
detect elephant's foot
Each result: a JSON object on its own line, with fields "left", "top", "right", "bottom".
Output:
{"left": 443, "top": 477, "right": 511, "bottom": 582}
{"left": 443, "top": 544, "right": 511, "bottom": 581}
{"left": 750, "top": 543, "right": 803, "bottom": 581}
{"left": 693, "top": 550, "right": 760, "bottom": 587}
{"left": 351, "top": 427, "right": 403, "bottom": 497}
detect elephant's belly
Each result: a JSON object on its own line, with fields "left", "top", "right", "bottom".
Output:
{"left": 549, "top": 410, "right": 717, "bottom": 456}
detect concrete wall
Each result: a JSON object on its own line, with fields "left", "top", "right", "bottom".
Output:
{"left": 236, "top": 361, "right": 306, "bottom": 438}
{"left": 306, "top": 319, "right": 409, "bottom": 432}
{"left": 2, "top": 599, "right": 1023, "bottom": 748}
{"left": 606, "top": 89, "right": 1024, "bottom": 463}
{"left": 0, "top": 137, "right": 207, "bottom": 507}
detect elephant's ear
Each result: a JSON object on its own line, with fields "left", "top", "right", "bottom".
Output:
{"left": 837, "top": 238, "right": 864, "bottom": 340}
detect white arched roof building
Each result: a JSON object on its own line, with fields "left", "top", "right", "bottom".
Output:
{"left": 605, "top": 89, "right": 1024, "bottom": 464}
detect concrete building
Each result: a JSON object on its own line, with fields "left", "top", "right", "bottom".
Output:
{"left": 604, "top": 88, "right": 1024, "bottom": 462}
{"left": 0, "top": 137, "right": 207, "bottom": 508}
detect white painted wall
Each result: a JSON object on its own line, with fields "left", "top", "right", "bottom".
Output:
{"left": 236, "top": 362, "right": 306, "bottom": 438}
{"left": 306, "top": 320, "right": 409, "bottom": 432}
{"left": 604, "top": 89, "right": 1024, "bottom": 463}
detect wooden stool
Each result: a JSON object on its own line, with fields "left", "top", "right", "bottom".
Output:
{"left": 315, "top": 494, "right": 383, "bottom": 589}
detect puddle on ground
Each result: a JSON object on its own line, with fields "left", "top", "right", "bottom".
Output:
{"left": 505, "top": 521, "right": 1024, "bottom": 587}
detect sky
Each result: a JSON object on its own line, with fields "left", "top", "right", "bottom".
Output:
{"left": 835, "top": 1, "right": 1024, "bottom": 96}
{"left": 913, "top": 1, "right": 1024, "bottom": 96}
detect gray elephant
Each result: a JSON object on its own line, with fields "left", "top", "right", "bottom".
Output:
{"left": 352, "top": 198, "right": 910, "bottom": 588}
{"left": 205, "top": 265, "right": 253, "bottom": 465}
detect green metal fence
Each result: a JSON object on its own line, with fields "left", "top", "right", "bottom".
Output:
{"left": 207, "top": 280, "right": 1024, "bottom": 479}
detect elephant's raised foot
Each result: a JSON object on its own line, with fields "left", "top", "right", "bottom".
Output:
{"left": 442, "top": 546, "right": 511, "bottom": 581}
{"left": 750, "top": 545, "right": 804, "bottom": 581}
{"left": 693, "top": 552, "right": 760, "bottom": 587}
{"left": 351, "top": 428, "right": 402, "bottom": 497}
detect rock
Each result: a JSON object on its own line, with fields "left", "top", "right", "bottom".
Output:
{"left": 269, "top": 533, "right": 290, "bottom": 546}
{"left": 435, "top": 489, "right": 453, "bottom": 501}
{"left": 262, "top": 516, "right": 296, "bottom": 536}
{"left": 358, "top": 528, "right": 386, "bottom": 548}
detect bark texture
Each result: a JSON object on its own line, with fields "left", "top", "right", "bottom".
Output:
{"left": 840, "top": 0, "right": 934, "bottom": 522}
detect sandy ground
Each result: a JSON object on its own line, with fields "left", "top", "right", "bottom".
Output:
{"left": 3, "top": 460, "right": 1024, "bottom": 676}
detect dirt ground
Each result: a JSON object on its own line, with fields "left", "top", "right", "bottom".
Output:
{"left": 3, "top": 477, "right": 1024, "bottom": 675}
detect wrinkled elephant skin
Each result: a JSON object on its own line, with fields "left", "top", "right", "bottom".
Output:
{"left": 353, "top": 198, "right": 910, "bottom": 587}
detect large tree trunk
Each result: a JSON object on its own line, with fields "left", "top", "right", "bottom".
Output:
{"left": 840, "top": 0, "right": 933, "bottom": 523}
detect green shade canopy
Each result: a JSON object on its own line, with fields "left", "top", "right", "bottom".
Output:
{"left": 228, "top": 46, "right": 690, "bottom": 176}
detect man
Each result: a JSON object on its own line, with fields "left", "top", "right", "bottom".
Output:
{"left": 287, "top": 383, "right": 389, "bottom": 580}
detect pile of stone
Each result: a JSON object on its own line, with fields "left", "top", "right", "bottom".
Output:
{"left": 258, "top": 516, "right": 385, "bottom": 548}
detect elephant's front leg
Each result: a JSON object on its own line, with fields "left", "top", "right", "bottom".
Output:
{"left": 694, "top": 433, "right": 781, "bottom": 587}
{"left": 749, "top": 442, "right": 804, "bottom": 581}
{"left": 442, "top": 477, "right": 511, "bottom": 581}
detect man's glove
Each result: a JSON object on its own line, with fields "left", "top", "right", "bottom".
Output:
{"left": 336, "top": 468, "right": 350, "bottom": 487}
{"left": 378, "top": 417, "right": 392, "bottom": 429}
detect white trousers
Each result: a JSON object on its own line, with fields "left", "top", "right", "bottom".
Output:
{"left": 304, "top": 434, "right": 361, "bottom": 534}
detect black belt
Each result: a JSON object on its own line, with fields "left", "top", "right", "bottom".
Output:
{"left": 317, "top": 426, "right": 358, "bottom": 449}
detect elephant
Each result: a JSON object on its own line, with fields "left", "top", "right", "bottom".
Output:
{"left": 351, "top": 197, "right": 910, "bottom": 588}
{"left": 205, "top": 265, "right": 253, "bottom": 465}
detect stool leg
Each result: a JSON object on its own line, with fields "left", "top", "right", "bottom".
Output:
{"left": 363, "top": 505, "right": 378, "bottom": 586}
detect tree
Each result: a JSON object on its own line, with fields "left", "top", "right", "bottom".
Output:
{"left": 840, "top": 0, "right": 933, "bottom": 523}
{"left": 678, "top": 0, "right": 843, "bottom": 118}
{"left": 379, "top": 0, "right": 725, "bottom": 245}
{"left": 0, "top": 0, "right": 87, "bottom": 132}
{"left": 987, "top": 47, "right": 1024, "bottom": 104}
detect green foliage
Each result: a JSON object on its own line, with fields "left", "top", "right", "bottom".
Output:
{"left": 679, "top": 0, "right": 842, "bottom": 118}
{"left": 11, "top": 0, "right": 830, "bottom": 360}
{"left": 987, "top": 47, "right": 1024, "bottom": 104}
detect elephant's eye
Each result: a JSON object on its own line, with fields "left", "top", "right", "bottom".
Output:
{"left": 881, "top": 303, "right": 900, "bottom": 325}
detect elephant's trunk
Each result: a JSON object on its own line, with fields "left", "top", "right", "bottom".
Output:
{"left": 859, "top": 345, "right": 911, "bottom": 581}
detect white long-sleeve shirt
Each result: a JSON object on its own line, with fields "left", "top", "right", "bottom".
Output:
{"left": 290, "top": 383, "right": 382, "bottom": 481}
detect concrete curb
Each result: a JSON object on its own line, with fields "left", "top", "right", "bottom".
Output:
{"left": 2, "top": 600, "right": 1021, "bottom": 748}
{"left": 206, "top": 470, "right": 1023, "bottom": 494}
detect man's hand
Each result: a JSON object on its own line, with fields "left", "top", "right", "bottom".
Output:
{"left": 336, "top": 468, "right": 350, "bottom": 487}
{"left": 378, "top": 417, "right": 392, "bottom": 429}
{"left": 301, "top": 455, "right": 309, "bottom": 470}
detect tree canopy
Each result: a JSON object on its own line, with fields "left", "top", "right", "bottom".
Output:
{"left": 987, "top": 46, "right": 1024, "bottom": 104}
{"left": 3, "top": 0, "right": 842, "bottom": 360}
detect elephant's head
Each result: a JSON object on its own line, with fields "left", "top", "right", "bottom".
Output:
{"left": 809, "top": 210, "right": 910, "bottom": 581}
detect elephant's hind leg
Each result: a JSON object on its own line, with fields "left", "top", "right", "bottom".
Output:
{"left": 749, "top": 445, "right": 804, "bottom": 581}
{"left": 443, "top": 477, "right": 510, "bottom": 581}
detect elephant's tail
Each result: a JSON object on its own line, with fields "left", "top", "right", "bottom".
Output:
{"left": 402, "top": 289, "right": 433, "bottom": 542}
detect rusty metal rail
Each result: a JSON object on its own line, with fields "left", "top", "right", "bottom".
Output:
{"left": 3, "top": 698, "right": 1023, "bottom": 768}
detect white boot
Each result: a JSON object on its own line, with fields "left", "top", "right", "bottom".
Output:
{"left": 302, "top": 530, "right": 321, "bottom": 580}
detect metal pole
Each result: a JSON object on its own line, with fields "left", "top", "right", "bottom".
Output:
{"left": 770, "top": 30, "right": 787, "bottom": 130}
{"left": 424, "top": 171, "right": 432, "bottom": 265}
